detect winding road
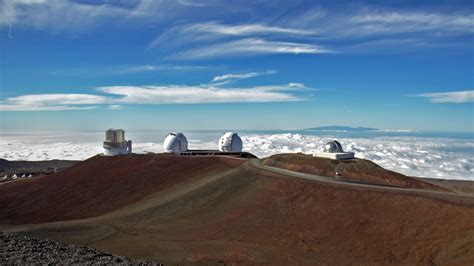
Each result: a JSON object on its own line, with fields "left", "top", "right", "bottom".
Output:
{"left": 248, "top": 158, "right": 474, "bottom": 204}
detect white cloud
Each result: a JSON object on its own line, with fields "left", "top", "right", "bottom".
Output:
{"left": 211, "top": 70, "right": 277, "bottom": 83}
{"left": 98, "top": 84, "right": 304, "bottom": 104}
{"left": 415, "top": 90, "right": 474, "bottom": 103}
{"left": 150, "top": 20, "right": 326, "bottom": 59}
{"left": 120, "top": 64, "right": 212, "bottom": 73}
{"left": 108, "top": 105, "right": 123, "bottom": 110}
{"left": 0, "top": 94, "right": 107, "bottom": 111}
{"left": 349, "top": 10, "right": 474, "bottom": 35}
{"left": 150, "top": 21, "right": 315, "bottom": 47}
{"left": 278, "top": 7, "right": 474, "bottom": 53}
{"left": 0, "top": 81, "right": 309, "bottom": 111}
{"left": 147, "top": 6, "right": 473, "bottom": 59}
{"left": 185, "top": 21, "right": 314, "bottom": 36}
{"left": 177, "top": 0, "right": 212, "bottom": 7}
{"left": 288, "top": 7, "right": 473, "bottom": 38}
{"left": 0, "top": 105, "right": 96, "bottom": 111}
{"left": 170, "top": 38, "right": 332, "bottom": 60}
{"left": 288, "top": 82, "right": 305, "bottom": 88}
{"left": 6, "top": 94, "right": 107, "bottom": 105}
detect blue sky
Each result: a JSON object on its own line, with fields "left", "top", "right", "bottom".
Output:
{"left": 0, "top": 0, "right": 473, "bottom": 132}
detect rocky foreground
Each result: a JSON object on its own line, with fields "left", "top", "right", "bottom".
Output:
{"left": 0, "top": 232, "right": 157, "bottom": 264}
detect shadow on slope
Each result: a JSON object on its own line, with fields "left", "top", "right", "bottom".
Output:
{"left": 0, "top": 154, "right": 243, "bottom": 224}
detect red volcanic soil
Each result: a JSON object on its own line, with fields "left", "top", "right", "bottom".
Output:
{"left": 1, "top": 154, "right": 473, "bottom": 264}
{"left": 0, "top": 154, "right": 243, "bottom": 224}
{"left": 181, "top": 171, "right": 474, "bottom": 265}
{"left": 262, "top": 153, "right": 444, "bottom": 190}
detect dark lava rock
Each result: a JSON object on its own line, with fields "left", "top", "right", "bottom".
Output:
{"left": 0, "top": 232, "right": 159, "bottom": 264}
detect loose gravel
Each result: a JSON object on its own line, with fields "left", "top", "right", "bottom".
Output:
{"left": 0, "top": 232, "right": 158, "bottom": 264}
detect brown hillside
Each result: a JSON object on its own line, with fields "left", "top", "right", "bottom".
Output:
{"left": 0, "top": 155, "right": 473, "bottom": 264}
{"left": 262, "top": 153, "right": 444, "bottom": 190}
{"left": 0, "top": 154, "right": 243, "bottom": 224}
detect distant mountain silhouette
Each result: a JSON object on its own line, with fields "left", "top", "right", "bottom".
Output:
{"left": 304, "top": 125, "right": 378, "bottom": 131}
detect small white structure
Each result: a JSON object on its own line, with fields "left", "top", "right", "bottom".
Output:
{"left": 163, "top": 132, "right": 188, "bottom": 153}
{"left": 103, "top": 128, "right": 132, "bottom": 156}
{"left": 218, "top": 132, "right": 243, "bottom": 152}
{"left": 314, "top": 140, "right": 354, "bottom": 160}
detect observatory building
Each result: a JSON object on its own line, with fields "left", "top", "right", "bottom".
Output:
{"left": 218, "top": 132, "right": 243, "bottom": 152}
{"left": 313, "top": 140, "right": 354, "bottom": 160}
{"left": 103, "top": 129, "right": 132, "bottom": 156}
{"left": 163, "top": 132, "right": 254, "bottom": 158}
{"left": 163, "top": 132, "right": 188, "bottom": 153}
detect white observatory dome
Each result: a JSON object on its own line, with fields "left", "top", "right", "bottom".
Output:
{"left": 163, "top": 132, "right": 188, "bottom": 153}
{"left": 324, "top": 140, "right": 343, "bottom": 153}
{"left": 218, "top": 132, "right": 243, "bottom": 152}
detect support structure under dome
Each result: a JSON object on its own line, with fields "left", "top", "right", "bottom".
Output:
{"left": 103, "top": 129, "right": 132, "bottom": 156}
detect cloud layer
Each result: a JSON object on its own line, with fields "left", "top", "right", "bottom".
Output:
{"left": 240, "top": 133, "right": 474, "bottom": 180}
{"left": 1, "top": 132, "right": 472, "bottom": 180}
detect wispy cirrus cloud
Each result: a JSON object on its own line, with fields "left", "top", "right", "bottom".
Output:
{"left": 3, "top": 1, "right": 472, "bottom": 56}
{"left": 348, "top": 10, "right": 473, "bottom": 36}
{"left": 108, "top": 104, "right": 123, "bottom": 110}
{"left": 149, "top": 21, "right": 324, "bottom": 59}
{"left": 211, "top": 70, "right": 277, "bottom": 84}
{"left": 286, "top": 6, "right": 473, "bottom": 38}
{"left": 149, "top": 21, "right": 315, "bottom": 48}
{"left": 49, "top": 64, "right": 214, "bottom": 78}
{"left": 415, "top": 90, "right": 474, "bottom": 103}
{"left": 0, "top": 0, "right": 138, "bottom": 33}
{"left": 285, "top": 7, "right": 473, "bottom": 52}
{"left": 120, "top": 64, "right": 212, "bottom": 73}
{"left": 148, "top": 5, "right": 473, "bottom": 59}
{"left": 174, "top": 21, "right": 313, "bottom": 37}
{"left": 168, "top": 38, "right": 332, "bottom": 60}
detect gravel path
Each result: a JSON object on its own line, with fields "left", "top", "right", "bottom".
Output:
{"left": 0, "top": 232, "right": 158, "bottom": 264}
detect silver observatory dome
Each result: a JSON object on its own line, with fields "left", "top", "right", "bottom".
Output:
{"left": 163, "top": 132, "right": 188, "bottom": 153}
{"left": 218, "top": 132, "right": 243, "bottom": 152}
{"left": 324, "top": 140, "right": 343, "bottom": 153}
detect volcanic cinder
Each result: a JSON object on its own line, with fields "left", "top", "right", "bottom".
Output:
{"left": 0, "top": 153, "right": 473, "bottom": 265}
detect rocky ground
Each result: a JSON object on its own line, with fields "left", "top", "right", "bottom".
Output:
{"left": 0, "top": 232, "right": 157, "bottom": 264}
